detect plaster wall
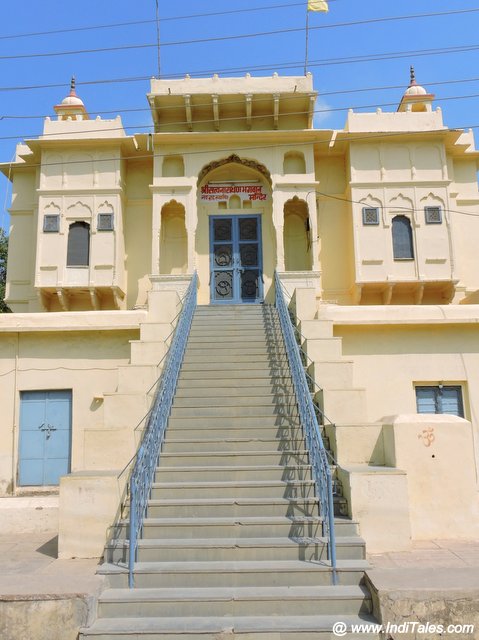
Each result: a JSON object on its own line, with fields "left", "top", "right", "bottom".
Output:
{"left": 0, "top": 327, "right": 137, "bottom": 496}
{"left": 332, "top": 322, "right": 479, "bottom": 476}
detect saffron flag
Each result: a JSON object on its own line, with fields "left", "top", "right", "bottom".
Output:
{"left": 308, "top": 0, "right": 329, "bottom": 11}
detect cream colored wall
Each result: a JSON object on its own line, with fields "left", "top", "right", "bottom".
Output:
{"left": 124, "top": 160, "right": 153, "bottom": 308}
{"left": 334, "top": 322, "right": 479, "bottom": 470}
{"left": 348, "top": 140, "right": 456, "bottom": 293}
{"left": 36, "top": 147, "right": 126, "bottom": 304}
{"left": 151, "top": 141, "right": 317, "bottom": 304}
{"left": 6, "top": 169, "right": 38, "bottom": 312}
{"left": 0, "top": 328, "right": 137, "bottom": 496}
{"left": 450, "top": 158, "right": 479, "bottom": 299}
{"left": 317, "top": 198, "right": 354, "bottom": 303}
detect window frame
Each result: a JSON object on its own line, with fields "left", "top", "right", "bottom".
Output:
{"left": 362, "top": 207, "right": 380, "bottom": 226}
{"left": 424, "top": 206, "right": 443, "bottom": 225}
{"left": 392, "top": 215, "right": 415, "bottom": 261}
{"left": 43, "top": 214, "right": 60, "bottom": 233}
{"left": 66, "top": 221, "right": 90, "bottom": 268}
{"left": 415, "top": 385, "right": 464, "bottom": 418}
{"left": 97, "top": 212, "right": 114, "bottom": 232}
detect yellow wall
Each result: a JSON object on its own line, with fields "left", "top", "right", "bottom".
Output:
{"left": 0, "top": 328, "right": 137, "bottom": 496}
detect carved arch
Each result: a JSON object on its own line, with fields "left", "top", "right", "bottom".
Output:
{"left": 198, "top": 154, "right": 272, "bottom": 185}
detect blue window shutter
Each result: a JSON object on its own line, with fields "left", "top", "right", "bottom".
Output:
{"left": 392, "top": 216, "right": 414, "bottom": 260}
{"left": 440, "top": 387, "right": 464, "bottom": 417}
{"left": 416, "top": 387, "right": 436, "bottom": 413}
{"left": 416, "top": 386, "right": 464, "bottom": 418}
{"left": 67, "top": 221, "right": 90, "bottom": 266}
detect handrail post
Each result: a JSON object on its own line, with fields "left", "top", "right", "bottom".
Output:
{"left": 274, "top": 272, "right": 337, "bottom": 585}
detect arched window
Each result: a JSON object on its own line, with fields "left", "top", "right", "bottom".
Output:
{"left": 67, "top": 221, "right": 90, "bottom": 266}
{"left": 392, "top": 215, "right": 414, "bottom": 260}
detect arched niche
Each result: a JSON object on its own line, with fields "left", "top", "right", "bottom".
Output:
{"left": 283, "top": 151, "right": 306, "bottom": 175}
{"left": 284, "top": 197, "right": 312, "bottom": 271}
{"left": 159, "top": 201, "right": 187, "bottom": 275}
{"left": 228, "top": 195, "right": 241, "bottom": 209}
{"left": 162, "top": 155, "right": 185, "bottom": 178}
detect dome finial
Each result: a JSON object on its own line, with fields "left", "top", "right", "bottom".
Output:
{"left": 409, "top": 66, "right": 416, "bottom": 87}
{"left": 70, "top": 76, "right": 77, "bottom": 96}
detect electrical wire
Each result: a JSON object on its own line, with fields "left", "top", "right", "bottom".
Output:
{"left": 1, "top": 42, "right": 478, "bottom": 97}
{"left": 0, "top": 2, "right": 324, "bottom": 41}
{"left": 0, "top": 8, "right": 478, "bottom": 62}
{"left": 2, "top": 90, "right": 479, "bottom": 142}
{"left": 2, "top": 132, "right": 479, "bottom": 221}
{"left": 2, "top": 86, "right": 479, "bottom": 126}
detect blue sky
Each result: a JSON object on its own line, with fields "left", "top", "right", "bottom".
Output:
{"left": 1, "top": 0, "right": 479, "bottom": 230}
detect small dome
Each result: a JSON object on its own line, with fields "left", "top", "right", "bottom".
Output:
{"left": 61, "top": 94, "right": 85, "bottom": 106}
{"left": 404, "top": 84, "right": 427, "bottom": 97}
{"left": 61, "top": 76, "right": 84, "bottom": 106}
{"left": 403, "top": 66, "right": 427, "bottom": 96}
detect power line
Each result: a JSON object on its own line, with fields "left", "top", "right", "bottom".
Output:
{"left": 2, "top": 90, "right": 479, "bottom": 139}
{"left": 0, "top": 2, "right": 312, "bottom": 42}
{"left": 0, "top": 77, "right": 479, "bottom": 121}
{"left": 3, "top": 126, "right": 479, "bottom": 172}
{"left": 1, "top": 44, "right": 479, "bottom": 99}
{"left": 0, "top": 8, "right": 478, "bottom": 62}
{"left": 3, "top": 131, "right": 479, "bottom": 219}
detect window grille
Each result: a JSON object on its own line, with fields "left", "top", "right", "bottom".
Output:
{"left": 362, "top": 207, "right": 380, "bottom": 225}
{"left": 43, "top": 214, "right": 60, "bottom": 233}
{"left": 424, "top": 206, "right": 442, "bottom": 224}
{"left": 98, "top": 213, "right": 114, "bottom": 231}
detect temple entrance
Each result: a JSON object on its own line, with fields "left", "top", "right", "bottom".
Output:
{"left": 209, "top": 215, "right": 263, "bottom": 304}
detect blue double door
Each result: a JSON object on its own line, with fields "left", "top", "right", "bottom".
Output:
{"left": 210, "top": 215, "right": 263, "bottom": 304}
{"left": 19, "top": 390, "right": 72, "bottom": 486}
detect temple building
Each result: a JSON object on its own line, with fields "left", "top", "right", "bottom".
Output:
{"left": 1, "top": 69, "right": 479, "bottom": 561}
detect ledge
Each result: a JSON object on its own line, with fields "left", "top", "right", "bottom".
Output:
{"left": 0, "top": 310, "right": 147, "bottom": 333}
{"left": 317, "top": 303, "right": 479, "bottom": 326}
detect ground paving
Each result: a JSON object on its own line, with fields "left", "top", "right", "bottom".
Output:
{"left": 1, "top": 533, "right": 479, "bottom": 638}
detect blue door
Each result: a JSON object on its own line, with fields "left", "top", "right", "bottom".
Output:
{"left": 19, "top": 390, "right": 72, "bottom": 486}
{"left": 210, "top": 215, "right": 263, "bottom": 304}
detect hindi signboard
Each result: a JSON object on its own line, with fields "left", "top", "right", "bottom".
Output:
{"left": 200, "top": 183, "right": 268, "bottom": 202}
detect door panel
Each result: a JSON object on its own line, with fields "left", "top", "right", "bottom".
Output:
{"left": 19, "top": 390, "right": 72, "bottom": 486}
{"left": 210, "top": 215, "right": 263, "bottom": 304}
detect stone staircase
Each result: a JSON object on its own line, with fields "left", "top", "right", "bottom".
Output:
{"left": 80, "top": 304, "right": 377, "bottom": 639}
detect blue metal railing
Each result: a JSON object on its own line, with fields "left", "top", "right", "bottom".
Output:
{"left": 274, "top": 272, "right": 337, "bottom": 584}
{"left": 128, "top": 272, "right": 198, "bottom": 588}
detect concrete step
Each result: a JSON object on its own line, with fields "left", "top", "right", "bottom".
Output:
{"left": 80, "top": 615, "right": 380, "bottom": 640}
{"left": 165, "top": 426, "right": 304, "bottom": 440}
{"left": 170, "top": 395, "right": 295, "bottom": 408}
{"left": 149, "top": 479, "right": 315, "bottom": 499}
{"left": 179, "top": 362, "right": 290, "bottom": 373}
{"left": 154, "top": 464, "right": 313, "bottom": 483}
{"left": 173, "top": 385, "right": 293, "bottom": 398}
{"left": 169, "top": 405, "right": 298, "bottom": 418}
{"left": 167, "top": 415, "right": 302, "bottom": 428}
{"left": 97, "top": 585, "right": 371, "bottom": 618}
{"left": 158, "top": 450, "right": 309, "bottom": 468}
{"left": 189, "top": 327, "right": 272, "bottom": 336}
{"left": 113, "top": 516, "right": 359, "bottom": 540}
{"left": 182, "top": 353, "right": 286, "bottom": 364}
{"left": 178, "top": 369, "right": 292, "bottom": 380}
{"left": 100, "top": 559, "right": 371, "bottom": 589}
{"left": 145, "top": 496, "right": 319, "bottom": 518}
{"left": 185, "top": 335, "right": 278, "bottom": 345}
{"left": 108, "top": 535, "right": 364, "bottom": 563}
{"left": 161, "top": 437, "right": 307, "bottom": 454}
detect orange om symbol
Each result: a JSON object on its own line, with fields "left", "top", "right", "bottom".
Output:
{"left": 418, "top": 427, "right": 435, "bottom": 447}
